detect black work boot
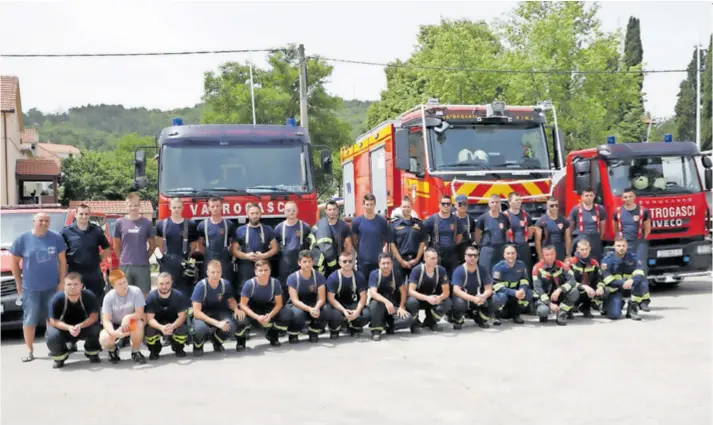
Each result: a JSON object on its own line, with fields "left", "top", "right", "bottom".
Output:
{"left": 236, "top": 337, "right": 247, "bottom": 352}
{"left": 581, "top": 307, "right": 593, "bottom": 318}
{"left": 308, "top": 333, "right": 319, "bottom": 343}
{"left": 423, "top": 316, "right": 440, "bottom": 332}
{"left": 266, "top": 329, "right": 281, "bottom": 347}
{"left": 491, "top": 312, "right": 502, "bottom": 326}
{"left": 173, "top": 345, "right": 187, "bottom": 358}
{"left": 52, "top": 359, "right": 65, "bottom": 369}
{"left": 108, "top": 347, "right": 121, "bottom": 364}
{"left": 330, "top": 331, "right": 340, "bottom": 340}
{"left": 371, "top": 330, "right": 381, "bottom": 341}
{"left": 556, "top": 311, "right": 568, "bottom": 326}
{"left": 453, "top": 322, "right": 463, "bottom": 330}
{"left": 640, "top": 300, "right": 651, "bottom": 312}
{"left": 513, "top": 314, "right": 525, "bottom": 325}
{"left": 86, "top": 353, "right": 101, "bottom": 364}
{"left": 539, "top": 316, "right": 549, "bottom": 323}
{"left": 148, "top": 347, "right": 161, "bottom": 361}
{"left": 193, "top": 345, "right": 204, "bottom": 357}
{"left": 626, "top": 302, "right": 641, "bottom": 321}
{"left": 474, "top": 313, "right": 491, "bottom": 329}
{"left": 288, "top": 334, "right": 299, "bottom": 344}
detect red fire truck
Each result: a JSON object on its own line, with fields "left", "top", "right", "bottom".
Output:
{"left": 554, "top": 137, "right": 712, "bottom": 284}
{"left": 340, "top": 100, "right": 564, "bottom": 223}
{"left": 133, "top": 119, "right": 332, "bottom": 230}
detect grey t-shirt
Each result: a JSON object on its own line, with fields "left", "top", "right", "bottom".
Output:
{"left": 114, "top": 217, "right": 155, "bottom": 266}
{"left": 102, "top": 286, "right": 146, "bottom": 324}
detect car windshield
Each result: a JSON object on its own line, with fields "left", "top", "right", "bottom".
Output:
{"left": 606, "top": 156, "right": 703, "bottom": 195}
{"left": 430, "top": 125, "right": 550, "bottom": 171}
{"left": 160, "top": 144, "right": 312, "bottom": 194}
{"left": 0, "top": 212, "right": 67, "bottom": 249}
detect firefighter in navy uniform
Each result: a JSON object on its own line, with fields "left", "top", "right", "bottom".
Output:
{"left": 423, "top": 194, "right": 464, "bottom": 279}
{"left": 449, "top": 245, "right": 494, "bottom": 330}
{"left": 286, "top": 250, "right": 328, "bottom": 343}
{"left": 532, "top": 245, "right": 579, "bottom": 326}
{"left": 405, "top": 248, "right": 452, "bottom": 333}
{"left": 390, "top": 196, "right": 426, "bottom": 284}
{"left": 274, "top": 201, "right": 312, "bottom": 295}
{"left": 197, "top": 197, "right": 237, "bottom": 282}
{"left": 324, "top": 252, "right": 371, "bottom": 339}
{"left": 491, "top": 245, "right": 532, "bottom": 325}
{"left": 475, "top": 194, "right": 511, "bottom": 273}
{"left": 566, "top": 239, "right": 602, "bottom": 318}
{"left": 612, "top": 188, "right": 652, "bottom": 311}
{"left": 565, "top": 187, "right": 607, "bottom": 262}
{"left": 234, "top": 204, "right": 279, "bottom": 294}
{"left": 597, "top": 236, "right": 650, "bottom": 321}
{"left": 368, "top": 253, "right": 413, "bottom": 341}
{"left": 503, "top": 192, "right": 534, "bottom": 273}
{"left": 237, "top": 260, "right": 292, "bottom": 347}
{"left": 309, "top": 200, "right": 354, "bottom": 277}
{"left": 454, "top": 194, "right": 477, "bottom": 262}
{"left": 535, "top": 196, "right": 572, "bottom": 262}
{"left": 144, "top": 272, "right": 190, "bottom": 360}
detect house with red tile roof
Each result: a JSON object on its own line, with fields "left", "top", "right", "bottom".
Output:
{"left": 69, "top": 200, "right": 154, "bottom": 219}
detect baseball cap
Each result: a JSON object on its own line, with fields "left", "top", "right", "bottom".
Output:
{"left": 455, "top": 195, "right": 467, "bottom": 203}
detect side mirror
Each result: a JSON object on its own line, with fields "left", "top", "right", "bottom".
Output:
{"left": 320, "top": 149, "right": 333, "bottom": 174}
{"left": 394, "top": 128, "right": 410, "bottom": 171}
{"left": 573, "top": 159, "right": 589, "bottom": 175}
{"left": 134, "top": 149, "right": 147, "bottom": 179}
{"left": 575, "top": 175, "right": 590, "bottom": 193}
{"left": 551, "top": 128, "right": 565, "bottom": 169}
{"left": 705, "top": 168, "right": 712, "bottom": 191}
{"left": 423, "top": 117, "right": 443, "bottom": 128}
{"left": 702, "top": 155, "right": 712, "bottom": 169}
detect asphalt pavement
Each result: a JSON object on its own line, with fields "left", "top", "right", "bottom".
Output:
{"left": 1, "top": 279, "right": 711, "bottom": 425}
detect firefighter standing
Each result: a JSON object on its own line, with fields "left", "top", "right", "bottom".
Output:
{"left": 475, "top": 194, "right": 511, "bottom": 273}
{"left": 532, "top": 245, "right": 579, "bottom": 326}
{"left": 368, "top": 253, "right": 413, "bottom": 341}
{"left": 491, "top": 245, "right": 531, "bottom": 325}
{"left": 612, "top": 188, "right": 652, "bottom": 311}
{"left": 597, "top": 236, "right": 649, "bottom": 321}
{"left": 309, "top": 200, "right": 353, "bottom": 277}
{"left": 156, "top": 197, "right": 199, "bottom": 295}
{"left": 450, "top": 245, "right": 493, "bottom": 330}
{"left": 405, "top": 249, "right": 452, "bottom": 333}
{"left": 454, "top": 194, "right": 476, "bottom": 262}
{"left": 535, "top": 196, "right": 572, "bottom": 262}
{"left": 324, "top": 252, "right": 371, "bottom": 339}
{"left": 566, "top": 187, "right": 607, "bottom": 262}
{"left": 197, "top": 197, "right": 237, "bottom": 281}
{"left": 234, "top": 204, "right": 279, "bottom": 293}
{"left": 352, "top": 193, "right": 393, "bottom": 279}
{"left": 389, "top": 196, "right": 426, "bottom": 285}
{"left": 503, "top": 192, "right": 534, "bottom": 272}
{"left": 423, "top": 195, "right": 464, "bottom": 279}
{"left": 566, "top": 239, "right": 601, "bottom": 318}
{"left": 274, "top": 201, "right": 312, "bottom": 294}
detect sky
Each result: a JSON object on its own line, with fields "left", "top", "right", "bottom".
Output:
{"left": 0, "top": 1, "right": 711, "bottom": 119}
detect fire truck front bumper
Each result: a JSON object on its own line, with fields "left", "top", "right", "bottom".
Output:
{"left": 646, "top": 239, "right": 712, "bottom": 283}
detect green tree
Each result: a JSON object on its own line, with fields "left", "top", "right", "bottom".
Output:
{"left": 623, "top": 17, "right": 643, "bottom": 68}
{"left": 201, "top": 46, "right": 351, "bottom": 196}
{"left": 620, "top": 16, "right": 646, "bottom": 142}
{"left": 675, "top": 46, "right": 707, "bottom": 142}
{"left": 702, "top": 36, "right": 712, "bottom": 151}
{"left": 59, "top": 134, "right": 157, "bottom": 205}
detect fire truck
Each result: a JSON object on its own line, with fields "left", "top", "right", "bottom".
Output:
{"left": 554, "top": 136, "right": 712, "bottom": 284}
{"left": 340, "top": 99, "right": 564, "bottom": 226}
{"left": 133, "top": 118, "right": 332, "bottom": 231}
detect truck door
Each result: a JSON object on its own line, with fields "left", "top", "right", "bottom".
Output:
{"left": 370, "top": 146, "right": 388, "bottom": 215}
{"left": 343, "top": 160, "right": 355, "bottom": 217}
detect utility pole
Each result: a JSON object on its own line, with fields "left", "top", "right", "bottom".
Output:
{"left": 298, "top": 44, "right": 309, "bottom": 133}
{"left": 696, "top": 43, "right": 701, "bottom": 149}
{"left": 249, "top": 61, "right": 257, "bottom": 126}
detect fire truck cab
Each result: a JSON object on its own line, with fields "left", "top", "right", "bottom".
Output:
{"left": 341, "top": 99, "right": 564, "bottom": 225}
{"left": 555, "top": 137, "right": 713, "bottom": 284}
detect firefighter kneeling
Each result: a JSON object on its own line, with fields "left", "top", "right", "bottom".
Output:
{"left": 144, "top": 272, "right": 190, "bottom": 360}
{"left": 533, "top": 245, "right": 579, "bottom": 326}
{"left": 492, "top": 245, "right": 532, "bottom": 325}
{"left": 566, "top": 239, "right": 601, "bottom": 318}
{"left": 405, "top": 248, "right": 452, "bottom": 333}
{"left": 598, "top": 236, "right": 649, "bottom": 321}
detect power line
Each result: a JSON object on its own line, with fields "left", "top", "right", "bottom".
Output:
{"left": 1, "top": 48, "right": 285, "bottom": 58}
{"left": 313, "top": 55, "right": 697, "bottom": 75}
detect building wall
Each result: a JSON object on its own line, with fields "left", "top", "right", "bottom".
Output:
{"left": 0, "top": 111, "right": 23, "bottom": 206}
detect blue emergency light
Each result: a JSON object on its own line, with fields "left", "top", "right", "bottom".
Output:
{"left": 607, "top": 136, "right": 616, "bottom": 145}
{"left": 664, "top": 134, "right": 672, "bottom": 143}
{"left": 286, "top": 117, "right": 297, "bottom": 126}
{"left": 172, "top": 117, "right": 183, "bottom": 126}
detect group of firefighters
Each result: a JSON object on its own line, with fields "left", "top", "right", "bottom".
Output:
{"left": 10, "top": 188, "right": 653, "bottom": 369}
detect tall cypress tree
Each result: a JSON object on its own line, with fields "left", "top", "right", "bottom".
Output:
{"left": 702, "top": 35, "right": 712, "bottom": 151}
{"left": 624, "top": 17, "right": 644, "bottom": 69}
{"left": 619, "top": 16, "right": 645, "bottom": 142}
{"left": 675, "top": 47, "right": 707, "bottom": 142}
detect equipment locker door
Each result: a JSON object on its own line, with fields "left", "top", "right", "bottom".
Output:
{"left": 370, "top": 146, "right": 388, "bottom": 215}
{"left": 342, "top": 160, "right": 355, "bottom": 217}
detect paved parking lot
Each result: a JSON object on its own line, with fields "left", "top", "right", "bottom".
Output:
{"left": 1, "top": 279, "right": 711, "bottom": 425}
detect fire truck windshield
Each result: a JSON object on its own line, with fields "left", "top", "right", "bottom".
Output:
{"left": 160, "top": 144, "right": 312, "bottom": 195}
{"left": 606, "top": 155, "right": 703, "bottom": 196}
{"left": 430, "top": 125, "right": 549, "bottom": 171}
{"left": 0, "top": 212, "right": 66, "bottom": 249}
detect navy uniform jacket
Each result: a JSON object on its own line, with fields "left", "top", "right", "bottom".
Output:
{"left": 599, "top": 252, "right": 645, "bottom": 291}
{"left": 492, "top": 260, "right": 529, "bottom": 296}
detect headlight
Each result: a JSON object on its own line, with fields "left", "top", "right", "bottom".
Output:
{"left": 696, "top": 244, "right": 712, "bottom": 255}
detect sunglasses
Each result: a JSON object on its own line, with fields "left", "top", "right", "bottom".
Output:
{"left": 548, "top": 204, "right": 559, "bottom": 208}
{"left": 457, "top": 202, "right": 467, "bottom": 207}
{"left": 341, "top": 259, "right": 353, "bottom": 264}
{"left": 441, "top": 202, "right": 452, "bottom": 207}
{"left": 466, "top": 253, "right": 479, "bottom": 258}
